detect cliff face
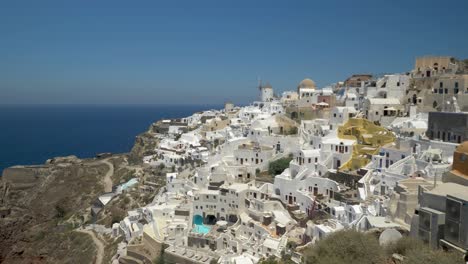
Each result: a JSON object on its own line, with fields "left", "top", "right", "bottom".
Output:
{"left": 0, "top": 120, "right": 162, "bottom": 263}
{"left": 128, "top": 123, "right": 160, "bottom": 164}
{"left": 0, "top": 157, "right": 110, "bottom": 263}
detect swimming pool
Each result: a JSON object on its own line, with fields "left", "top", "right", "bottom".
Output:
{"left": 192, "top": 215, "right": 211, "bottom": 234}
{"left": 192, "top": 224, "right": 211, "bottom": 234}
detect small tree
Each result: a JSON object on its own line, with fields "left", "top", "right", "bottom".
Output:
{"left": 268, "top": 156, "right": 293, "bottom": 176}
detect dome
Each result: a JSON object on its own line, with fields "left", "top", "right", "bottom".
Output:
{"left": 298, "top": 78, "right": 316, "bottom": 89}
{"left": 262, "top": 82, "right": 272, "bottom": 89}
{"left": 379, "top": 228, "right": 402, "bottom": 246}
{"left": 456, "top": 141, "right": 468, "bottom": 153}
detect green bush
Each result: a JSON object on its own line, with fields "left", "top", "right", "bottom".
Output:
{"left": 55, "top": 204, "right": 67, "bottom": 218}
{"left": 110, "top": 207, "right": 126, "bottom": 224}
{"left": 303, "top": 230, "right": 385, "bottom": 264}
{"left": 403, "top": 246, "right": 464, "bottom": 264}
{"left": 384, "top": 236, "right": 425, "bottom": 256}
{"left": 268, "top": 156, "right": 292, "bottom": 176}
{"left": 259, "top": 256, "right": 279, "bottom": 264}
{"left": 302, "top": 230, "right": 465, "bottom": 264}
{"left": 286, "top": 126, "right": 298, "bottom": 135}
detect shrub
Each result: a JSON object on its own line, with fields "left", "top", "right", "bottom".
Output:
{"left": 268, "top": 156, "right": 292, "bottom": 176}
{"left": 403, "top": 245, "right": 464, "bottom": 264}
{"left": 55, "top": 204, "right": 67, "bottom": 218}
{"left": 110, "top": 207, "right": 126, "bottom": 224}
{"left": 303, "top": 230, "right": 385, "bottom": 264}
{"left": 287, "top": 126, "right": 298, "bottom": 135}
{"left": 385, "top": 236, "right": 425, "bottom": 256}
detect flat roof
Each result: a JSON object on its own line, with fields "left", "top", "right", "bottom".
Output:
{"left": 263, "top": 237, "right": 280, "bottom": 249}
{"left": 427, "top": 182, "right": 468, "bottom": 201}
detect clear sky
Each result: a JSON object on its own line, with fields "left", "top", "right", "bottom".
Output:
{"left": 1, "top": 0, "right": 468, "bottom": 105}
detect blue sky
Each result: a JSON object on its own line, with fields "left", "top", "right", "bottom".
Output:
{"left": 1, "top": 0, "right": 468, "bottom": 105}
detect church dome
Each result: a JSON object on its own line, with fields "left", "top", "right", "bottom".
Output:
{"left": 298, "top": 78, "right": 316, "bottom": 89}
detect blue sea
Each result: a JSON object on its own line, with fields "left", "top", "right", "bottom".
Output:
{"left": 0, "top": 104, "right": 221, "bottom": 174}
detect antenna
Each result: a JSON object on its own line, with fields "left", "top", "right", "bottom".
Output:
{"left": 257, "top": 76, "right": 262, "bottom": 90}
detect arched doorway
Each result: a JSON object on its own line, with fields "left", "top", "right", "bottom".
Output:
{"left": 205, "top": 215, "right": 217, "bottom": 225}
{"left": 291, "top": 112, "right": 298, "bottom": 119}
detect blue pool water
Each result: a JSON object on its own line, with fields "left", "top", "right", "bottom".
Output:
{"left": 193, "top": 224, "right": 211, "bottom": 234}
{"left": 193, "top": 214, "right": 211, "bottom": 234}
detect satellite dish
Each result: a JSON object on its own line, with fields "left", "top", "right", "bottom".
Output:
{"left": 379, "top": 228, "right": 402, "bottom": 246}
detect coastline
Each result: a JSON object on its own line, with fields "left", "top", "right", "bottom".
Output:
{"left": 0, "top": 104, "right": 223, "bottom": 174}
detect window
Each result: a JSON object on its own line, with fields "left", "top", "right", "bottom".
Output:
{"left": 375, "top": 111, "right": 379, "bottom": 115}
{"left": 440, "top": 82, "right": 443, "bottom": 88}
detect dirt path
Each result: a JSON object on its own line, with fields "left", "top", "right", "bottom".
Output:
{"left": 76, "top": 229, "right": 105, "bottom": 264}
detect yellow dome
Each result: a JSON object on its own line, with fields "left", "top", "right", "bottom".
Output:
{"left": 456, "top": 141, "right": 468, "bottom": 153}
{"left": 298, "top": 78, "right": 316, "bottom": 89}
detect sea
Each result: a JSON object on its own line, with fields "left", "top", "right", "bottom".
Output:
{"left": 0, "top": 104, "right": 222, "bottom": 174}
